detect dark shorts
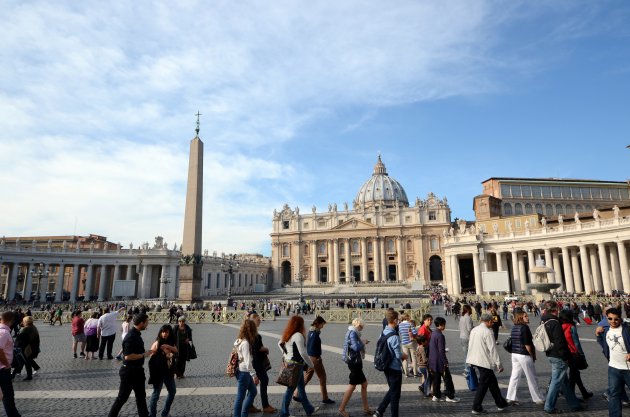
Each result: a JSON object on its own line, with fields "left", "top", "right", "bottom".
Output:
{"left": 348, "top": 361, "right": 366, "bottom": 386}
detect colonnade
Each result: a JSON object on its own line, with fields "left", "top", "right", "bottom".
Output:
{"left": 445, "top": 239, "right": 630, "bottom": 296}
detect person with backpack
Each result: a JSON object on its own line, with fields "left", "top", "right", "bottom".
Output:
{"left": 428, "top": 316, "right": 459, "bottom": 403}
{"left": 466, "top": 313, "right": 509, "bottom": 414}
{"left": 373, "top": 309, "right": 405, "bottom": 417}
{"left": 248, "top": 312, "right": 276, "bottom": 414}
{"left": 539, "top": 301, "right": 583, "bottom": 414}
{"left": 559, "top": 310, "right": 592, "bottom": 401}
{"left": 232, "top": 319, "right": 259, "bottom": 417}
{"left": 338, "top": 318, "right": 373, "bottom": 417}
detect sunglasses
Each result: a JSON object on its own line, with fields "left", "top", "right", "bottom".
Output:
{"left": 607, "top": 317, "right": 621, "bottom": 321}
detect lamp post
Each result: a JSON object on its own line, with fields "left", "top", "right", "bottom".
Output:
{"left": 160, "top": 273, "right": 171, "bottom": 306}
{"left": 221, "top": 254, "right": 239, "bottom": 307}
{"left": 295, "top": 268, "right": 305, "bottom": 303}
{"left": 30, "top": 263, "right": 48, "bottom": 306}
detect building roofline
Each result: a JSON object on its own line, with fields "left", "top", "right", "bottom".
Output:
{"left": 481, "top": 177, "right": 629, "bottom": 186}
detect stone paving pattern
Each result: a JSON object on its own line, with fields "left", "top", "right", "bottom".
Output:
{"left": 11, "top": 306, "right": 612, "bottom": 416}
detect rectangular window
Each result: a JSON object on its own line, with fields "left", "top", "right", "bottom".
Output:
{"left": 515, "top": 219, "right": 521, "bottom": 229}
{"left": 428, "top": 211, "right": 436, "bottom": 221}
{"left": 500, "top": 184, "right": 511, "bottom": 198}
{"left": 216, "top": 273, "right": 220, "bottom": 288}
{"left": 521, "top": 185, "right": 531, "bottom": 198}
{"left": 620, "top": 188, "right": 629, "bottom": 199}
{"left": 571, "top": 187, "right": 580, "bottom": 198}
{"left": 531, "top": 186, "right": 541, "bottom": 198}
{"left": 581, "top": 187, "right": 591, "bottom": 199}
{"left": 282, "top": 221, "right": 289, "bottom": 229}
{"left": 366, "top": 218, "right": 372, "bottom": 223}
{"left": 385, "top": 216, "right": 393, "bottom": 223}
{"left": 541, "top": 186, "right": 551, "bottom": 198}
{"left": 303, "top": 222, "right": 309, "bottom": 229}
{"left": 611, "top": 188, "right": 620, "bottom": 199}
{"left": 511, "top": 185, "right": 522, "bottom": 198}
{"left": 318, "top": 220, "right": 326, "bottom": 227}
{"left": 591, "top": 187, "right": 602, "bottom": 199}
{"left": 552, "top": 186, "right": 562, "bottom": 198}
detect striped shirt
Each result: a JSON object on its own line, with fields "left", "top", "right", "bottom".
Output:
{"left": 398, "top": 320, "right": 417, "bottom": 345}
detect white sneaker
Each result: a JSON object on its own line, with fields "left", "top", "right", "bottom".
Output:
{"left": 308, "top": 406, "right": 320, "bottom": 416}
{"left": 33, "top": 370, "right": 38, "bottom": 375}
{"left": 432, "top": 396, "right": 443, "bottom": 402}
{"left": 445, "top": 397, "right": 461, "bottom": 403}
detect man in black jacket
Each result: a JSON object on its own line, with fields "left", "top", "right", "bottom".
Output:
{"left": 542, "top": 301, "right": 583, "bottom": 414}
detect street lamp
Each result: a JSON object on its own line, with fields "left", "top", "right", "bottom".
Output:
{"left": 221, "top": 254, "right": 239, "bottom": 307}
{"left": 160, "top": 273, "right": 171, "bottom": 306}
{"left": 30, "top": 263, "right": 48, "bottom": 306}
{"left": 295, "top": 267, "right": 305, "bottom": 303}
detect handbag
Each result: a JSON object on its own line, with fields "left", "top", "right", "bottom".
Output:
{"left": 276, "top": 360, "right": 302, "bottom": 388}
{"left": 188, "top": 342, "right": 197, "bottom": 360}
{"left": 344, "top": 343, "right": 361, "bottom": 365}
{"left": 573, "top": 353, "right": 588, "bottom": 370}
{"left": 466, "top": 366, "right": 478, "bottom": 391}
{"left": 502, "top": 338, "right": 512, "bottom": 353}
{"left": 262, "top": 354, "right": 272, "bottom": 371}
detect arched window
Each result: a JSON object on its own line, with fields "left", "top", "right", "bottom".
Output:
{"left": 535, "top": 203, "right": 543, "bottom": 215}
{"left": 503, "top": 203, "right": 513, "bottom": 215}
{"left": 406, "top": 239, "right": 413, "bottom": 252}
{"left": 352, "top": 240, "right": 359, "bottom": 253}
{"left": 565, "top": 204, "right": 573, "bottom": 214}
{"left": 339, "top": 242, "right": 345, "bottom": 254}
{"left": 282, "top": 243, "right": 289, "bottom": 257}
{"left": 555, "top": 204, "right": 564, "bottom": 215}
{"left": 515, "top": 203, "right": 523, "bottom": 215}
{"left": 387, "top": 239, "right": 395, "bottom": 253}
{"left": 585, "top": 204, "right": 593, "bottom": 212}
{"left": 546, "top": 204, "right": 554, "bottom": 216}
{"left": 430, "top": 238, "right": 439, "bottom": 251}
{"left": 525, "top": 203, "right": 533, "bottom": 214}
{"left": 576, "top": 204, "right": 583, "bottom": 213}
{"left": 368, "top": 242, "right": 373, "bottom": 253}
{"left": 318, "top": 242, "right": 326, "bottom": 255}
{"left": 303, "top": 244, "right": 309, "bottom": 256}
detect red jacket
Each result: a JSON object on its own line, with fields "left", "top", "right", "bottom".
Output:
{"left": 562, "top": 323, "right": 578, "bottom": 354}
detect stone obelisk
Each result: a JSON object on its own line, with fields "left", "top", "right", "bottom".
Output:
{"left": 179, "top": 112, "right": 204, "bottom": 302}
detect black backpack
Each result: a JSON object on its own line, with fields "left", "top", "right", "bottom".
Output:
{"left": 374, "top": 332, "right": 397, "bottom": 371}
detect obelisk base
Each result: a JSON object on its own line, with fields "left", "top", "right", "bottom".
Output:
{"left": 178, "top": 264, "right": 202, "bottom": 303}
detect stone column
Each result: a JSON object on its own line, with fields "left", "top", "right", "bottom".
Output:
{"left": 84, "top": 264, "right": 95, "bottom": 299}
{"left": 589, "top": 246, "right": 602, "bottom": 293}
{"left": 473, "top": 252, "right": 483, "bottom": 294}
{"left": 55, "top": 264, "right": 65, "bottom": 302}
{"left": 38, "top": 264, "right": 50, "bottom": 303}
{"left": 396, "top": 237, "right": 404, "bottom": 281}
{"left": 379, "top": 238, "right": 387, "bottom": 282}
{"left": 97, "top": 265, "right": 109, "bottom": 301}
{"left": 552, "top": 251, "right": 563, "bottom": 290}
{"left": 311, "top": 242, "right": 318, "bottom": 283}
{"left": 544, "top": 248, "right": 553, "bottom": 282}
{"left": 496, "top": 251, "right": 504, "bottom": 271}
{"left": 70, "top": 265, "right": 81, "bottom": 302}
{"left": 617, "top": 241, "right": 630, "bottom": 291}
{"left": 527, "top": 250, "right": 535, "bottom": 274}
{"left": 333, "top": 239, "right": 340, "bottom": 284}
{"left": 571, "top": 248, "right": 583, "bottom": 293}
{"left": 373, "top": 238, "right": 381, "bottom": 282}
{"left": 450, "top": 255, "right": 461, "bottom": 295}
{"left": 159, "top": 265, "right": 168, "bottom": 299}
{"left": 510, "top": 251, "right": 520, "bottom": 293}
{"left": 415, "top": 236, "right": 425, "bottom": 284}
{"left": 518, "top": 253, "right": 527, "bottom": 289}
{"left": 361, "top": 238, "right": 368, "bottom": 282}
{"left": 610, "top": 244, "right": 623, "bottom": 291}
{"left": 7, "top": 263, "right": 19, "bottom": 301}
{"left": 113, "top": 264, "right": 121, "bottom": 282}
{"left": 327, "top": 240, "right": 334, "bottom": 283}
{"left": 579, "top": 245, "right": 593, "bottom": 294}
{"left": 345, "top": 239, "right": 351, "bottom": 281}
{"left": 24, "top": 263, "right": 34, "bottom": 301}
{"left": 561, "top": 247, "right": 574, "bottom": 293}
{"left": 125, "top": 265, "right": 134, "bottom": 281}
{"left": 597, "top": 243, "right": 612, "bottom": 295}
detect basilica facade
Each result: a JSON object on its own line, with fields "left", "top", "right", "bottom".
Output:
{"left": 270, "top": 157, "right": 452, "bottom": 289}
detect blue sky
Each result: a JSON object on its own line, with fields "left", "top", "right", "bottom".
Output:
{"left": 1, "top": 1, "right": 629, "bottom": 256}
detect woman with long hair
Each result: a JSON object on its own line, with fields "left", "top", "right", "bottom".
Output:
{"left": 338, "top": 318, "right": 372, "bottom": 417}
{"left": 278, "top": 315, "right": 319, "bottom": 417}
{"left": 115, "top": 314, "right": 133, "bottom": 361}
{"left": 559, "top": 310, "right": 592, "bottom": 400}
{"left": 84, "top": 312, "right": 99, "bottom": 360}
{"left": 248, "top": 312, "right": 276, "bottom": 413}
{"left": 234, "top": 319, "right": 259, "bottom": 417}
{"left": 173, "top": 316, "right": 193, "bottom": 378}
{"left": 148, "top": 325, "right": 178, "bottom": 417}
{"left": 459, "top": 304, "right": 474, "bottom": 377}
{"left": 506, "top": 310, "right": 544, "bottom": 405}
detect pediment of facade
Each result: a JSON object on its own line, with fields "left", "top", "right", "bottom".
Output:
{"left": 332, "top": 218, "right": 376, "bottom": 231}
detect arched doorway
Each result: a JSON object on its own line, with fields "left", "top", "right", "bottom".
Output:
{"left": 319, "top": 267, "right": 328, "bottom": 283}
{"left": 429, "top": 255, "right": 443, "bottom": 282}
{"left": 281, "top": 261, "right": 291, "bottom": 286}
{"left": 388, "top": 265, "right": 397, "bottom": 281}
{"left": 340, "top": 272, "right": 346, "bottom": 283}
{"left": 368, "top": 271, "right": 374, "bottom": 282}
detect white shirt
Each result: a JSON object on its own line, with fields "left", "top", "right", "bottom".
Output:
{"left": 607, "top": 326, "right": 629, "bottom": 370}
{"left": 97, "top": 311, "right": 119, "bottom": 337}
{"left": 236, "top": 339, "right": 256, "bottom": 377}
{"left": 466, "top": 323, "right": 501, "bottom": 371}
{"left": 278, "top": 332, "right": 314, "bottom": 368}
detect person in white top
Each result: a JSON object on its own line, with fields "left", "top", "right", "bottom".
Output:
{"left": 459, "top": 304, "right": 474, "bottom": 376}
{"left": 602, "top": 307, "right": 630, "bottom": 417}
{"left": 278, "top": 316, "right": 320, "bottom": 417}
{"left": 115, "top": 314, "right": 133, "bottom": 361}
{"left": 233, "top": 320, "right": 259, "bottom": 417}
{"left": 97, "top": 307, "right": 125, "bottom": 360}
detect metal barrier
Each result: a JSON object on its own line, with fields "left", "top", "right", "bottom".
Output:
{"left": 314, "top": 304, "right": 430, "bottom": 324}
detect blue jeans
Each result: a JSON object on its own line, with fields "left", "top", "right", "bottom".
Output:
{"left": 608, "top": 366, "right": 630, "bottom": 417}
{"left": 234, "top": 371, "right": 257, "bottom": 417}
{"left": 280, "top": 370, "right": 314, "bottom": 417}
{"left": 418, "top": 367, "right": 431, "bottom": 396}
{"left": 544, "top": 357, "right": 581, "bottom": 412}
{"left": 149, "top": 376, "right": 176, "bottom": 417}
{"left": 377, "top": 368, "right": 402, "bottom": 417}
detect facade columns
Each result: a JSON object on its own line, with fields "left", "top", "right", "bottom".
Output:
{"left": 84, "top": 264, "right": 95, "bottom": 299}
{"left": 374, "top": 238, "right": 381, "bottom": 282}
{"left": 610, "top": 245, "right": 623, "bottom": 291}
{"left": 113, "top": 264, "right": 121, "bottom": 282}
{"left": 327, "top": 240, "right": 334, "bottom": 283}
{"left": 311, "top": 241, "right": 318, "bottom": 283}
{"left": 473, "top": 252, "right": 482, "bottom": 294}
{"left": 552, "top": 250, "right": 563, "bottom": 290}
{"left": 518, "top": 253, "right": 527, "bottom": 290}
{"left": 70, "top": 265, "right": 81, "bottom": 302}
{"left": 579, "top": 245, "right": 593, "bottom": 294}
{"left": 8, "top": 263, "right": 19, "bottom": 301}
{"left": 589, "top": 246, "right": 602, "bottom": 293}
{"left": 544, "top": 248, "right": 553, "bottom": 282}
{"left": 617, "top": 241, "right": 630, "bottom": 291}
{"left": 24, "top": 263, "right": 34, "bottom": 301}
{"left": 450, "top": 255, "right": 461, "bottom": 295}
{"left": 397, "top": 237, "right": 404, "bottom": 281}
{"left": 561, "top": 247, "right": 574, "bottom": 293}
{"left": 55, "top": 264, "right": 65, "bottom": 302}
{"left": 361, "top": 238, "right": 368, "bottom": 282}
{"left": 333, "top": 239, "right": 340, "bottom": 284}
{"left": 597, "top": 243, "right": 612, "bottom": 295}
{"left": 140, "top": 264, "right": 152, "bottom": 298}
{"left": 415, "top": 236, "right": 425, "bottom": 284}
{"left": 125, "top": 265, "right": 134, "bottom": 281}
{"left": 344, "top": 239, "right": 351, "bottom": 281}
{"left": 98, "top": 265, "right": 109, "bottom": 301}
{"left": 527, "top": 250, "right": 535, "bottom": 274}
{"left": 159, "top": 265, "right": 168, "bottom": 299}
{"left": 496, "top": 252, "right": 504, "bottom": 271}
{"left": 510, "top": 251, "right": 520, "bottom": 293}
{"left": 379, "top": 238, "right": 387, "bottom": 282}
{"left": 570, "top": 249, "right": 583, "bottom": 293}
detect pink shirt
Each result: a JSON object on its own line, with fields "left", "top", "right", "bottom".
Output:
{"left": 0, "top": 323, "right": 14, "bottom": 370}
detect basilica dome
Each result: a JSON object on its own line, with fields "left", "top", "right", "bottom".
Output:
{"left": 354, "top": 156, "right": 409, "bottom": 210}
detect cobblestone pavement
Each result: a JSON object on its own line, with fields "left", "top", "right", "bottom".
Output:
{"left": 11, "top": 306, "right": 613, "bottom": 416}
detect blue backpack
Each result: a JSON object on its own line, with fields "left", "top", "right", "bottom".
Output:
{"left": 374, "top": 332, "right": 397, "bottom": 371}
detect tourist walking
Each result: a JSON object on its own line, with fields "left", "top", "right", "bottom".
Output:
{"left": 233, "top": 319, "right": 259, "bottom": 417}
{"left": 489, "top": 305, "right": 502, "bottom": 344}
{"left": 0, "top": 311, "right": 21, "bottom": 417}
{"left": 13, "top": 316, "right": 40, "bottom": 380}
{"left": 71, "top": 310, "right": 86, "bottom": 358}
{"left": 278, "top": 315, "right": 319, "bottom": 417}
{"left": 249, "top": 312, "right": 276, "bottom": 414}
{"left": 398, "top": 313, "right": 418, "bottom": 378}
{"left": 173, "top": 316, "right": 193, "bottom": 379}
{"left": 98, "top": 307, "right": 124, "bottom": 360}
{"left": 148, "top": 325, "right": 178, "bottom": 417}
{"left": 540, "top": 301, "right": 583, "bottom": 414}
{"left": 466, "top": 313, "right": 509, "bottom": 414}
{"left": 598, "top": 307, "right": 630, "bottom": 417}
{"left": 84, "top": 312, "right": 99, "bottom": 360}
{"left": 115, "top": 314, "right": 133, "bottom": 361}
{"left": 417, "top": 314, "right": 433, "bottom": 343}
{"left": 559, "top": 310, "right": 592, "bottom": 400}
{"left": 373, "top": 309, "right": 405, "bottom": 417}
{"left": 415, "top": 335, "right": 431, "bottom": 398}
{"left": 302, "top": 316, "right": 334, "bottom": 404}
{"left": 338, "top": 318, "right": 373, "bottom": 417}
{"left": 428, "top": 316, "right": 459, "bottom": 403}
{"left": 459, "top": 304, "right": 474, "bottom": 376}
{"left": 108, "top": 313, "right": 153, "bottom": 417}
{"left": 505, "top": 310, "right": 544, "bottom": 405}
